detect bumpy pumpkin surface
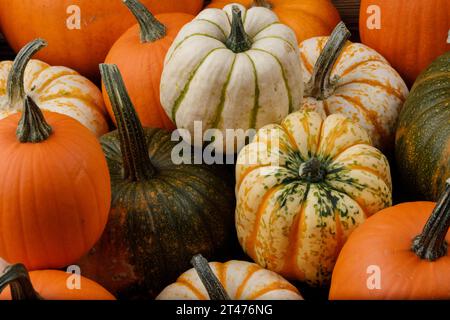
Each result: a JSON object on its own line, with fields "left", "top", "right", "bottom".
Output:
{"left": 235, "top": 110, "right": 392, "bottom": 286}
{"left": 78, "top": 65, "right": 235, "bottom": 299}
{"left": 0, "top": 40, "right": 108, "bottom": 136}
{"left": 160, "top": 4, "right": 303, "bottom": 152}
{"left": 395, "top": 52, "right": 450, "bottom": 201}
{"left": 299, "top": 23, "right": 408, "bottom": 151}
{"left": 157, "top": 259, "right": 302, "bottom": 300}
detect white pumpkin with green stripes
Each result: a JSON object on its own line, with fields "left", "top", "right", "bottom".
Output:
{"left": 160, "top": 4, "right": 303, "bottom": 153}
{"left": 235, "top": 109, "right": 392, "bottom": 286}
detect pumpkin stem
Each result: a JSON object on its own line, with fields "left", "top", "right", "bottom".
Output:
{"left": 304, "top": 22, "right": 351, "bottom": 100}
{"left": 191, "top": 254, "right": 231, "bottom": 300}
{"left": 100, "top": 64, "right": 156, "bottom": 181}
{"left": 298, "top": 157, "right": 326, "bottom": 183}
{"left": 123, "top": 0, "right": 166, "bottom": 43}
{"left": 0, "top": 259, "right": 42, "bottom": 300}
{"left": 226, "top": 6, "right": 252, "bottom": 53}
{"left": 252, "top": 0, "right": 272, "bottom": 9}
{"left": 16, "top": 95, "right": 53, "bottom": 143}
{"left": 6, "top": 39, "right": 47, "bottom": 111}
{"left": 412, "top": 179, "right": 450, "bottom": 261}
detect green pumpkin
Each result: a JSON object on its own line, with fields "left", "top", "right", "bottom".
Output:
{"left": 395, "top": 51, "right": 450, "bottom": 201}
{"left": 78, "top": 64, "right": 235, "bottom": 299}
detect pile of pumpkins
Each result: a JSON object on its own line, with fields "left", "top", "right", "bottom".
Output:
{"left": 0, "top": 0, "right": 449, "bottom": 300}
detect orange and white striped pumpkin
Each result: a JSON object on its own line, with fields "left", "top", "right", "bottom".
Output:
{"left": 235, "top": 109, "right": 392, "bottom": 286}
{"left": 299, "top": 23, "right": 408, "bottom": 151}
{"left": 0, "top": 39, "right": 109, "bottom": 137}
{"left": 157, "top": 259, "right": 302, "bottom": 300}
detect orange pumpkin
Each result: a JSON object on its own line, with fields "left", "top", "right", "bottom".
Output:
{"left": 359, "top": 0, "right": 450, "bottom": 86}
{"left": 207, "top": 0, "right": 341, "bottom": 43}
{"left": 0, "top": 0, "right": 203, "bottom": 79}
{"left": 0, "top": 95, "right": 111, "bottom": 270}
{"left": 104, "top": 0, "right": 193, "bottom": 130}
{"left": 0, "top": 258, "right": 115, "bottom": 300}
{"left": 330, "top": 180, "right": 450, "bottom": 300}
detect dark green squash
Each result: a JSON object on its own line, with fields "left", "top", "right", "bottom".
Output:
{"left": 78, "top": 64, "right": 235, "bottom": 299}
{"left": 395, "top": 51, "right": 450, "bottom": 201}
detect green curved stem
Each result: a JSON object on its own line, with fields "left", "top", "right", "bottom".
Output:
{"left": 7, "top": 39, "right": 47, "bottom": 110}
{"left": 100, "top": 63, "right": 156, "bottom": 181}
{"left": 191, "top": 254, "right": 231, "bottom": 300}
{"left": 16, "top": 95, "right": 52, "bottom": 143}
{"left": 123, "top": 0, "right": 166, "bottom": 43}
{"left": 412, "top": 179, "right": 450, "bottom": 261}
{"left": 0, "top": 260, "right": 42, "bottom": 300}
{"left": 226, "top": 6, "right": 252, "bottom": 53}
{"left": 304, "top": 22, "right": 351, "bottom": 100}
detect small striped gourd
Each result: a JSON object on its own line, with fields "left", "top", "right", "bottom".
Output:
{"left": 299, "top": 22, "right": 408, "bottom": 151}
{"left": 157, "top": 255, "right": 302, "bottom": 300}
{"left": 160, "top": 4, "right": 303, "bottom": 153}
{"left": 235, "top": 109, "right": 392, "bottom": 286}
{"left": 0, "top": 39, "right": 109, "bottom": 137}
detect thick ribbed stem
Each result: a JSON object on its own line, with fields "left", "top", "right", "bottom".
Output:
{"left": 16, "top": 95, "right": 52, "bottom": 143}
{"left": 412, "top": 179, "right": 450, "bottom": 261}
{"left": 304, "top": 22, "right": 351, "bottom": 100}
{"left": 298, "top": 158, "right": 326, "bottom": 183}
{"left": 252, "top": 0, "right": 272, "bottom": 9}
{"left": 123, "top": 0, "right": 166, "bottom": 43}
{"left": 100, "top": 64, "right": 156, "bottom": 181}
{"left": 0, "top": 259, "right": 42, "bottom": 300}
{"left": 191, "top": 254, "right": 231, "bottom": 300}
{"left": 226, "top": 6, "right": 252, "bottom": 53}
{"left": 6, "top": 39, "right": 47, "bottom": 110}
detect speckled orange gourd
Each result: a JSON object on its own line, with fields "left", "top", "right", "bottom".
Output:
{"left": 0, "top": 39, "right": 109, "bottom": 136}
{"left": 299, "top": 23, "right": 408, "bottom": 151}
{"left": 235, "top": 109, "right": 392, "bottom": 286}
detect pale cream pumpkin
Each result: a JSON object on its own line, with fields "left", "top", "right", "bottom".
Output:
{"left": 235, "top": 109, "right": 392, "bottom": 286}
{"left": 299, "top": 22, "right": 408, "bottom": 151}
{"left": 0, "top": 39, "right": 109, "bottom": 137}
{"left": 157, "top": 255, "right": 302, "bottom": 300}
{"left": 160, "top": 4, "right": 303, "bottom": 153}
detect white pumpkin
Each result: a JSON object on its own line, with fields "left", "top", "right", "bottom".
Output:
{"left": 157, "top": 256, "right": 302, "bottom": 300}
{"left": 0, "top": 39, "right": 109, "bottom": 137}
{"left": 299, "top": 22, "right": 408, "bottom": 151}
{"left": 160, "top": 4, "right": 303, "bottom": 153}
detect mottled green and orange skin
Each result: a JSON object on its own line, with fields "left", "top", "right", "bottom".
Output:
{"left": 396, "top": 52, "right": 450, "bottom": 201}
{"left": 79, "top": 129, "right": 235, "bottom": 299}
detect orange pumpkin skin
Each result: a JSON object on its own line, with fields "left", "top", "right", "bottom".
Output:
{"left": 104, "top": 13, "right": 194, "bottom": 130}
{"left": 0, "top": 0, "right": 203, "bottom": 79}
{"left": 359, "top": 0, "right": 450, "bottom": 86}
{"left": 329, "top": 202, "right": 450, "bottom": 300}
{"left": 0, "top": 270, "right": 115, "bottom": 300}
{"left": 207, "top": 0, "right": 341, "bottom": 43}
{"left": 0, "top": 112, "right": 111, "bottom": 270}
